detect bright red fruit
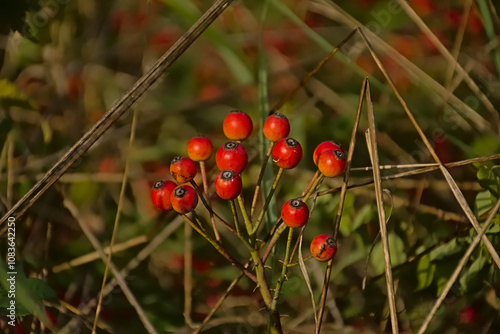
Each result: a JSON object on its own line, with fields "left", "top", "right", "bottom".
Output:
{"left": 170, "top": 156, "right": 197, "bottom": 183}
{"left": 310, "top": 234, "right": 337, "bottom": 262}
{"left": 263, "top": 112, "right": 290, "bottom": 142}
{"left": 214, "top": 170, "right": 242, "bottom": 200}
{"left": 313, "top": 140, "right": 343, "bottom": 166}
{"left": 317, "top": 149, "right": 346, "bottom": 178}
{"left": 223, "top": 110, "right": 253, "bottom": 141}
{"left": 216, "top": 141, "right": 248, "bottom": 173}
{"left": 272, "top": 137, "right": 303, "bottom": 169}
{"left": 187, "top": 136, "right": 213, "bottom": 161}
{"left": 170, "top": 185, "right": 198, "bottom": 214}
{"left": 150, "top": 180, "right": 177, "bottom": 211}
{"left": 281, "top": 199, "right": 309, "bottom": 228}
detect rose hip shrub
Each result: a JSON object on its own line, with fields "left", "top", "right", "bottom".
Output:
{"left": 150, "top": 110, "right": 347, "bottom": 333}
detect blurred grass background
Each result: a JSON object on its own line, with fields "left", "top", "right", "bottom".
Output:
{"left": 1, "top": 0, "right": 500, "bottom": 333}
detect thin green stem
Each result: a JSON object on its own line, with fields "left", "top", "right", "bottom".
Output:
{"left": 271, "top": 227, "right": 294, "bottom": 311}
{"left": 230, "top": 199, "right": 253, "bottom": 250}
{"left": 237, "top": 194, "right": 254, "bottom": 238}
{"left": 189, "top": 180, "right": 236, "bottom": 235}
{"left": 200, "top": 161, "right": 221, "bottom": 241}
{"left": 253, "top": 168, "right": 284, "bottom": 234}
{"left": 181, "top": 214, "right": 257, "bottom": 283}
{"left": 251, "top": 143, "right": 275, "bottom": 219}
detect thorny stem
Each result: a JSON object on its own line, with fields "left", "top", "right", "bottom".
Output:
{"left": 271, "top": 227, "right": 294, "bottom": 311}
{"left": 253, "top": 167, "right": 284, "bottom": 234}
{"left": 250, "top": 143, "right": 275, "bottom": 219}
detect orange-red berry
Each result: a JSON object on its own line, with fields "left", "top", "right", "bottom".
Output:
{"left": 317, "top": 149, "right": 346, "bottom": 178}
{"left": 170, "top": 156, "right": 197, "bottom": 183}
{"left": 150, "top": 180, "right": 177, "bottom": 211}
{"left": 313, "top": 140, "right": 343, "bottom": 166}
{"left": 223, "top": 110, "right": 253, "bottom": 141}
{"left": 214, "top": 170, "right": 242, "bottom": 200}
{"left": 263, "top": 112, "right": 290, "bottom": 142}
{"left": 216, "top": 141, "right": 248, "bottom": 173}
{"left": 272, "top": 137, "right": 303, "bottom": 169}
{"left": 281, "top": 199, "right": 309, "bottom": 228}
{"left": 310, "top": 234, "right": 337, "bottom": 262}
{"left": 170, "top": 185, "right": 198, "bottom": 214}
{"left": 187, "top": 136, "right": 213, "bottom": 161}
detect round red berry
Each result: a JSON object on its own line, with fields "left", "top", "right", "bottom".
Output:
{"left": 313, "top": 141, "right": 343, "bottom": 166}
{"left": 187, "top": 136, "right": 213, "bottom": 161}
{"left": 170, "top": 156, "right": 197, "bottom": 183}
{"left": 263, "top": 112, "right": 290, "bottom": 142}
{"left": 310, "top": 234, "right": 337, "bottom": 262}
{"left": 223, "top": 110, "right": 253, "bottom": 141}
{"left": 170, "top": 185, "right": 198, "bottom": 214}
{"left": 214, "top": 170, "right": 242, "bottom": 200}
{"left": 317, "top": 149, "right": 346, "bottom": 178}
{"left": 272, "top": 137, "right": 303, "bottom": 169}
{"left": 281, "top": 199, "right": 309, "bottom": 228}
{"left": 216, "top": 141, "right": 248, "bottom": 173}
{"left": 150, "top": 180, "right": 177, "bottom": 211}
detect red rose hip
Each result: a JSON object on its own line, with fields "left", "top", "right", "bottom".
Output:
{"left": 317, "top": 149, "right": 346, "bottom": 178}
{"left": 313, "top": 140, "right": 343, "bottom": 166}
{"left": 223, "top": 110, "right": 253, "bottom": 141}
{"left": 170, "top": 185, "right": 198, "bottom": 214}
{"left": 281, "top": 199, "right": 309, "bottom": 228}
{"left": 187, "top": 136, "right": 213, "bottom": 161}
{"left": 216, "top": 141, "right": 248, "bottom": 173}
{"left": 272, "top": 137, "right": 303, "bottom": 169}
{"left": 214, "top": 170, "right": 242, "bottom": 200}
{"left": 170, "top": 156, "right": 197, "bottom": 183}
{"left": 263, "top": 112, "right": 290, "bottom": 142}
{"left": 310, "top": 234, "right": 337, "bottom": 262}
{"left": 150, "top": 180, "right": 177, "bottom": 211}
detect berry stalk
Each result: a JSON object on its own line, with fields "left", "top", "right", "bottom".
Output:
{"left": 250, "top": 142, "right": 274, "bottom": 218}
{"left": 252, "top": 167, "right": 284, "bottom": 234}
{"left": 180, "top": 214, "right": 257, "bottom": 283}
{"left": 200, "top": 160, "right": 221, "bottom": 241}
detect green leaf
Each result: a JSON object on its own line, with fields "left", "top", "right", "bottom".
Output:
{"left": 0, "top": 264, "right": 54, "bottom": 328}
{"left": 460, "top": 255, "right": 487, "bottom": 293}
{"left": 370, "top": 232, "right": 407, "bottom": 275}
{"left": 477, "top": 166, "right": 500, "bottom": 197}
{"left": 351, "top": 204, "right": 374, "bottom": 232}
{"left": 416, "top": 254, "right": 436, "bottom": 290}
{"left": 430, "top": 239, "right": 462, "bottom": 261}
{"left": 475, "top": 190, "right": 494, "bottom": 217}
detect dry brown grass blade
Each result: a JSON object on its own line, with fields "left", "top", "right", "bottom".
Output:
{"left": 365, "top": 82, "right": 399, "bottom": 334}
{"left": 92, "top": 108, "right": 138, "bottom": 333}
{"left": 309, "top": 0, "right": 492, "bottom": 133}
{"left": 356, "top": 27, "right": 500, "bottom": 269}
{"left": 396, "top": 0, "right": 499, "bottom": 127}
{"left": 316, "top": 78, "right": 367, "bottom": 334}
{"left": 62, "top": 198, "right": 158, "bottom": 334}
{"left": 270, "top": 28, "right": 357, "bottom": 114}
{"left": 0, "top": 0, "right": 235, "bottom": 228}
{"left": 52, "top": 234, "right": 148, "bottom": 273}
{"left": 417, "top": 198, "right": 500, "bottom": 334}
{"left": 319, "top": 153, "right": 500, "bottom": 198}
{"left": 297, "top": 233, "right": 318, "bottom": 330}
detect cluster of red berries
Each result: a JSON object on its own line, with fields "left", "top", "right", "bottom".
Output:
{"left": 150, "top": 109, "right": 346, "bottom": 262}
